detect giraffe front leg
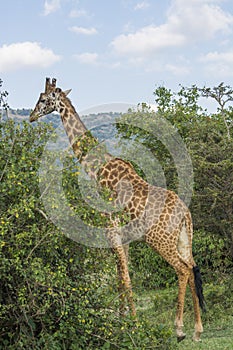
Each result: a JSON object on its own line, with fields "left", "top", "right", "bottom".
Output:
{"left": 113, "top": 245, "right": 136, "bottom": 317}
{"left": 116, "top": 257, "right": 128, "bottom": 316}
{"left": 175, "top": 271, "right": 189, "bottom": 342}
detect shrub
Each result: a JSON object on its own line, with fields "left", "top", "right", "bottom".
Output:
{"left": 0, "top": 119, "right": 173, "bottom": 349}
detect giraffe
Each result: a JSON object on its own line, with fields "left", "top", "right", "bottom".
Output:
{"left": 29, "top": 78, "right": 205, "bottom": 342}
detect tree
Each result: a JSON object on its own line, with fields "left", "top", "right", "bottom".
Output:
{"left": 0, "top": 79, "right": 9, "bottom": 120}
{"left": 199, "top": 82, "right": 233, "bottom": 140}
{"left": 116, "top": 84, "right": 233, "bottom": 264}
{"left": 190, "top": 84, "right": 233, "bottom": 258}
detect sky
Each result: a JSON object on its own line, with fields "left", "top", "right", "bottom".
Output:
{"left": 1, "top": 0, "right": 233, "bottom": 113}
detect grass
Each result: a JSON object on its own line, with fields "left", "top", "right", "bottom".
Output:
{"left": 135, "top": 277, "right": 233, "bottom": 350}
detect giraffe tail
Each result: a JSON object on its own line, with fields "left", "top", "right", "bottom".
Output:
{"left": 193, "top": 265, "right": 206, "bottom": 312}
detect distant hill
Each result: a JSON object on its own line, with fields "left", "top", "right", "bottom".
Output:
{"left": 2, "top": 108, "right": 122, "bottom": 142}
{"left": 8, "top": 108, "right": 31, "bottom": 118}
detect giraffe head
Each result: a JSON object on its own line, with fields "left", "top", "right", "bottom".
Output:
{"left": 29, "top": 77, "right": 71, "bottom": 122}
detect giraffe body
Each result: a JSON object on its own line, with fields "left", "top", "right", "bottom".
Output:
{"left": 30, "top": 78, "right": 204, "bottom": 342}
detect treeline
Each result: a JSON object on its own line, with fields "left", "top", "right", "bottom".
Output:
{"left": 9, "top": 109, "right": 31, "bottom": 117}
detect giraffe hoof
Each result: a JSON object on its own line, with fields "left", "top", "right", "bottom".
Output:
{"left": 177, "top": 334, "right": 186, "bottom": 342}
{"left": 193, "top": 335, "right": 202, "bottom": 342}
{"left": 193, "top": 330, "right": 202, "bottom": 342}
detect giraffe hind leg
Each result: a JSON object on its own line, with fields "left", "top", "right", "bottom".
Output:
{"left": 189, "top": 267, "right": 204, "bottom": 342}
{"left": 175, "top": 269, "right": 189, "bottom": 342}
{"left": 177, "top": 222, "right": 204, "bottom": 341}
{"left": 174, "top": 259, "right": 204, "bottom": 342}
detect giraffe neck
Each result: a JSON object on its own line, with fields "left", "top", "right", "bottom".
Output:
{"left": 57, "top": 96, "right": 97, "bottom": 160}
{"left": 57, "top": 95, "right": 112, "bottom": 176}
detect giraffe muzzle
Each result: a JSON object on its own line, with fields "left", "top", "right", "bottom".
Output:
{"left": 29, "top": 112, "right": 39, "bottom": 122}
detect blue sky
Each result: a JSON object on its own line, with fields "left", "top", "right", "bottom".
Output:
{"left": 1, "top": 0, "right": 233, "bottom": 112}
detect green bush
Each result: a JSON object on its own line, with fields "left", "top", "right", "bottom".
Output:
{"left": 0, "top": 119, "right": 173, "bottom": 349}
{"left": 192, "top": 230, "right": 233, "bottom": 278}
{"left": 128, "top": 229, "right": 233, "bottom": 292}
{"left": 129, "top": 242, "right": 177, "bottom": 290}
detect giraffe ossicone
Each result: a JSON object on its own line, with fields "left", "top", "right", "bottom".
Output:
{"left": 30, "top": 77, "right": 205, "bottom": 342}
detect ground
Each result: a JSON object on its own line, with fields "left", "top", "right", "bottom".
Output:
{"left": 136, "top": 281, "right": 233, "bottom": 350}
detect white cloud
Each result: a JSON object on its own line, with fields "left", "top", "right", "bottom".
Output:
{"left": 43, "top": 0, "right": 61, "bottom": 16}
{"left": 73, "top": 52, "right": 99, "bottom": 64}
{"left": 201, "top": 50, "right": 233, "bottom": 63}
{"left": 69, "top": 26, "right": 98, "bottom": 35}
{"left": 200, "top": 50, "right": 233, "bottom": 76}
{"left": 168, "top": 0, "right": 233, "bottom": 40}
{"left": 165, "top": 63, "right": 190, "bottom": 76}
{"left": 73, "top": 52, "right": 121, "bottom": 68}
{"left": 134, "top": 1, "right": 150, "bottom": 10}
{"left": 0, "top": 42, "right": 61, "bottom": 73}
{"left": 69, "top": 9, "right": 90, "bottom": 18}
{"left": 111, "top": 24, "right": 186, "bottom": 55}
{"left": 111, "top": 0, "right": 233, "bottom": 59}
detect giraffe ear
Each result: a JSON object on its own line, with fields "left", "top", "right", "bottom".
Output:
{"left": 64, "top": 89, "right": 72, "bottom": 96}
